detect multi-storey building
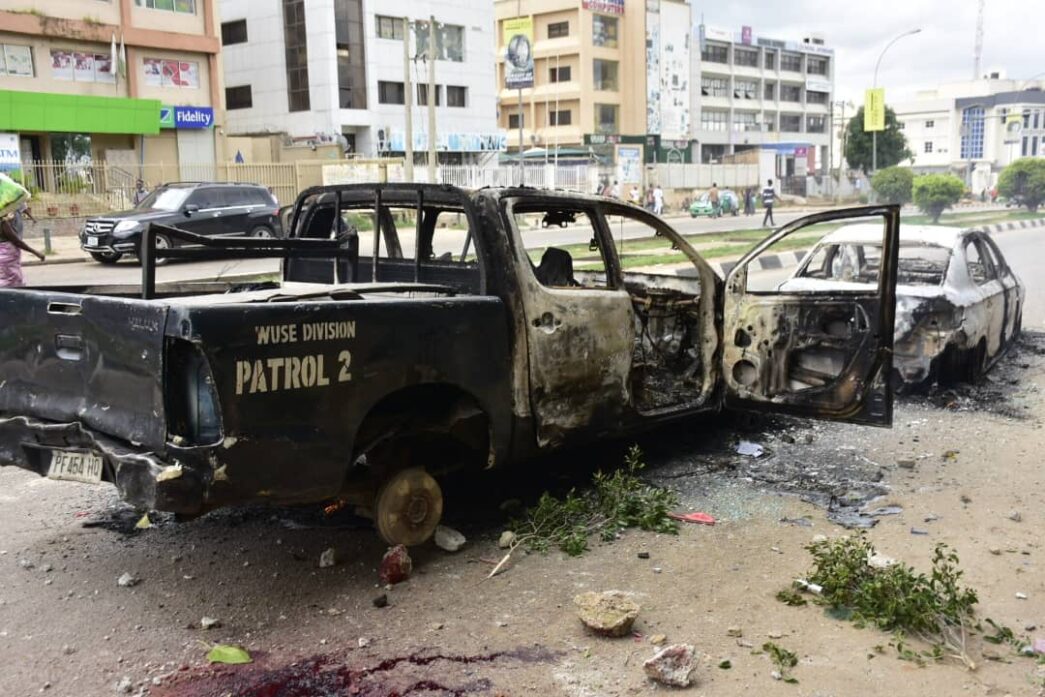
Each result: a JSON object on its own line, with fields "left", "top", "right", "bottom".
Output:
{"left": 894, "top": 75, "right": 1045, "bottom": 191}
{"left": 0, "top": 0, "right": 224, "bottom": 176}
{"left": 219, "top": 0, "right": 500, "bottom": 164}
{"left": 694, "top": 24, "right": 834, "bottom": 175}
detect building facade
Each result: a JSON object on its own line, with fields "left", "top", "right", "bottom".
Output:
{"left": 219, "top": 0, "right": 500, "bottom": 163}
{"left": 694, "top": 24, "right": 834, "bottom": 176}
{"left": 0, "top": 0, "right": 224, "bottom": 181}
{"left": 894, "top": 76, "right": 1045, "bottom": 191}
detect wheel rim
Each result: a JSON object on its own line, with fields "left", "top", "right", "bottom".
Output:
{"left": 253, "top": 228, "right": 273, "bottom": 238}
{"left": 375, "top": 468, "right": 443, "bottom": 547}
{"left": 155, "top": 236, "right": 170, "bottom": 249}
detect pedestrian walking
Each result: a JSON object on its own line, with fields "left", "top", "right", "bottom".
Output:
{"left": 744, "top": 187, "right": 755, "bottom": 216}
{"left": 611, "top": 180, "right": 620, "bottom": 199}
{"left": 761, "top": 179, "right": 776, "bottom": 227}
{"left": 629, "top": 184, "right": 641, "bottom": 205}
{"left": 709, "top": 183, "right": 721, "bottom": 218}
{"left": 645, "top": 187, "right": 655, "bottom": 212}
{"left": 0, "top": 211, "right": 45, "bottom": 287}
{"left": 653, "top": 185, "right": 664, "bottom": 216}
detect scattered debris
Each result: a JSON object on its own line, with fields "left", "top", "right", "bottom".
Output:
{"left": 18, "top": 559, "right": 34, "bottom": 570}
{"left": 372, "top": 594, "right": 389, "bottom": 609}
{"left": 115, "top": 676, "right": 133, "bottom": 693}
{"left": 497, "top": 531, "right": 517, "bottom": 549}
{"left": 1015, "top": 592, "right": 1028, "bottom": 600}
{"left": 318, "top": 547, "right": 337, "bottom": 568}
{"left": 199, "top": 617, "right": 221, "bottom": 630}
{"left": 867, "top": 553, "right": 897, "bottom": 570}
{"left": 637, "top": 551, "right": 650, "bottom": 559}
{"left": 726, "top": 626, "right": 743, "bottom": 638}
{"left": 794, "top": 579, "right": 823, "bottom": 594}
{"left": 1032, "top": 638, "right": 1045, "bottom": 655}
{"left": 1008, "top": 510, "right": 1022, "bottom": 522}
{"left": 574, "top": 591, "right": 640, "bottom": 637}
{"left": 668, "top": 511, "right": 716, "bottom": 525}
{"left": 155, "top": 464, "right": 184, "bottom": 482}
{"left": 379, "top": 545, "right": 412, "bottom": 585}
{"left": 910, "top": 528, "right": 930, "bottom": 536}
{"left": 357, "top": 637, "right": 371, "bottom": 648}
{"left": 718, "top": 659, "right": 732, "bottom": 669}
{"left": 864, "top": 505, "right": 903, "bottom": 517}
{"left": 134, "top": 513, "right": 152, "bottom": 530}
{"left": 434, "top": 525, "right": 466, "bottom": 553}
{"left": 652, "top": 567, "right": 662, "bottom": 574}
{"left": 780, "top": 517, "right": 813, "bottom": 527}
{"left": 116, "top": 572, "right": 139, "bottom": 588}
{"left": 762, "top": 642, "right": 799, "bottom": 683}
{"left": 206, "top": 644, "right": 252, "bottom": 665}
{"left": 897, "top": 459, "right": 917, "bottom": 469}
{"left": 941, "top": 450, "right": 960, "bottom": 461}
{"left": 736, "top": 441, "right": 765, "bottom": 458}
{"left": 649, "top": 634, "right": 667, "bottom": 645}
{"left": 643, "top": 644, "right": 696, "bottom": 688}
{"left": 766, "top": 631, "right": 785, "bottom": 640}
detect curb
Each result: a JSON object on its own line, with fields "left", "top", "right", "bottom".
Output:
{"left": 24, "top": 255, "right": 88, "bottom": 267}
{"left": 986, "top": 217, "right": 1045, "bottom": 234}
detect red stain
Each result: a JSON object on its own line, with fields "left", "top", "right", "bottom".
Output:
{"left": 153, "top": 647, "right": 555, "bottom": 697}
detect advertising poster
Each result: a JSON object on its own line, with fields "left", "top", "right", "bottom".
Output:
{"left": 143, "top": 58, "right": 162, "bottom": 87}
{"left": 161, "top": 59, "right": 182, "bottom": 87}
{"left": 73, "top": 52, "right": 95, "bottom": 82}
{"left": 0, "top": 133, "right": 21, "bottom": 173}
{"left": 94, "top": 53, "right": 115, "bottom": 84}
{"left": 503, "top": 16, "right": 534, "bottom": 89}
{"left": 616, "top": 145, "right": 643, "bottom": 184}
{"left": 180, "top": 61, "right": 199, "bottom": 89}
{"left": 583, "top": 0, "right": 625, "bottom": 14}
{"left": 50, "top": 50, "right": 73, "bottom": 80}
{"left": 864, "top": 88, "right": 885, "bottom": 132}
{"left": 4, "top": 45, "right": 34, "bottom": 77}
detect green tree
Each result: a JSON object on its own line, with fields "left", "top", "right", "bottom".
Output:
{"left": 913, "top": 174, "right": 965, "bottom": 223}
{"left": 844, "top": 106, "right": 912, "bottom": 174}
{"left": 871, "top": 166, "right": 914, "bottom": 204}
{"left": 997, "top": 157, "right": 1045, "bottom": 212}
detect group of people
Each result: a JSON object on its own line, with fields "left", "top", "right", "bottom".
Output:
{"left": 595, "top": 179, "right": 665, "bottom": 215}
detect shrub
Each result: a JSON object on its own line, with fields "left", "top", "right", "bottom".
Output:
{"left": 871, "top": 167, "right": 914, "bottom": 205}
{"left": 997, "top": 157, "right": 1045, "bottom": 212}
{"left": 913, "top": 174, "right": 965, "bottom": 223}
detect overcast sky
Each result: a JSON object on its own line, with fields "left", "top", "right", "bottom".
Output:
{"left": 697, "top": 0, "right": 1043, "bottom": 104}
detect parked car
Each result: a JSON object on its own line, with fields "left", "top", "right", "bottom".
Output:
{"left": 0, "top": 185, "right": 900, "bottom": 546}
{"left": 689, "top": 189, "right": 739, "bottom": 217}
{"left": 778, "top": 224, "right": 1023, "bottom": 387}
{"left": 80, "top": 182, "right": 280, "bottom": 264}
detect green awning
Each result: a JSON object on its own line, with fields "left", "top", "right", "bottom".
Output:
{"left": 0, "top": 89, "right": 162, "bottom": 135}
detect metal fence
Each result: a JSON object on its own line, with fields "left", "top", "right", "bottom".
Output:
{"left": 651, "top": 163, "right": 760, "bottom": 191}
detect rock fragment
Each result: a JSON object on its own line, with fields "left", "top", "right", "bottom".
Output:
{"left": 574, "top": 591, "right": 640, "bottom": 637}
{"left": 379, "top": 545, "right": 412, "bottom": 585}
{"left": 434, "top": 526, "right": 466, "bottom": 553}
{"left": 643, "top": 644, "right": 696, "bottom": 688}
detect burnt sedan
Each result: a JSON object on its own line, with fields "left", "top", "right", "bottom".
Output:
{"left": 779, "top": 224, "right": 1023, "bottom": 387}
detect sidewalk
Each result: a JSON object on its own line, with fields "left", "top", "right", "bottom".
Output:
{"left": 22, "top": 233, "right": 89, "bottom": 267}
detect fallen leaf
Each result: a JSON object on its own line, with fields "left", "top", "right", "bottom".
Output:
{"left": 206, "top": 644, "right": 252, "bottom": 665}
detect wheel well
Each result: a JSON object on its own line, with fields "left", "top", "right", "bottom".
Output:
{"left": 352, "top": 384, "right": 491, "bottom": 476}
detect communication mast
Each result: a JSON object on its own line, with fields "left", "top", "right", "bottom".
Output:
{"left": 973, "top": 0, "right": 984, "bottom": 79}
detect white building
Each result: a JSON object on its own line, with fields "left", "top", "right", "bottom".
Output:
{"left": 693, "top": 24, "right": 834, "bottom": 187}
{"left": 894, "top": 76, "right": 1045, "bottom": 191}
{"left": 218, "top": 0, "right": 501, "bottom": 162}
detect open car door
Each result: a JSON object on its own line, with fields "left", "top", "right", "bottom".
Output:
{"left": 721, "top": 205, "right": 900, "bottom": 426}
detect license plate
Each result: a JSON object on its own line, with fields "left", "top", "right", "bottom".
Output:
{"left": 47, "top": 450, "right": 104, "bottom": 484}
{"left": 87, "top": 236, "right": 99, "bottom": 247}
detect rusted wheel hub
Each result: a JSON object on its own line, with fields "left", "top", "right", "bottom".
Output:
{"left": 374, "top": 468, "right": 443, "bottom": 547}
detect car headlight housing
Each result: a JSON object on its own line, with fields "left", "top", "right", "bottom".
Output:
{"left": 113, "top": 220, "right": 142, "bottom": 235}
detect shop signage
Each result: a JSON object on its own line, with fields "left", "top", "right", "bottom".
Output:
{"left": 0, "top": 133, "right": 21, "bottom": 172}
{"left": 173, "top": 106, "right": 214, "bottom": 129}
{"left": 583, "top": 0, "right": 625, "bottom": 15}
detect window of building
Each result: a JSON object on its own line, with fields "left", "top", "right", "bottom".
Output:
{"left": 764, "top": 82, "right": 776, "bottom": 100}
{"left": 702, "top": 43, "right": 728, "bottom": 64}
{"left": 701, "top": 109, "right": 728, "bottom": 132}
{"left": 1023, "top": 109, "right": 1031, "bottom": 129}
{"left": 592, "top": 15, "right": 618, "bottom": 48}
{"left": 142, "top": 58, "right": 200, "bottom": 88}
{"left": 807, "top": 115, "right": 826, "bottom": 133}
{"left": 960, "top": 106, "right": 985, "bottom": 159}
{"left": 593, "top": 59, "right": 618, "bottom": 91}
{"left": 417, "top": 84, "right": 442, "bottom": 106}
{"left": 781, "top": 52, "right": 802, "bottom": 71}
{"left": 780, "top": 83, "right": 801, "bottom": 102}
{"left": 547, "top": 21, "right": 569, "bottom": 39}
{"left": 733, "top": 111, "right": 758, "bottom": 132}
{"left": 780, "top": 114, "right": 802, "bottom": 132}
{"left": 446, "top": 85, "right": 466, "bottom": 107}
{"left": 763, "top": 114, "right": 776, "bottom": 132}
{"left": 549, "top": 109, "right": 571, "bottom": 126}
{"left": 136, "top": 0, "right": 195, "bottom": 13}
{"left": 1033, "top": 135, "right": 1040, "bottom": 155}
{"left": 375, "top": 15, "right": 405, "bottom": 40}
{"left": 806, "top": 90, "right": 828, "bottom": 105}
{"left": 734, "top": 48, "right": 758, "bottom": 67}
{"left": 701, "top": 75, "right": 728, "bottom": 97}
{"left": 764, "top": 51, "right": 775, "bottom": 70}
{"left": 734, "top": 79, "right": 757, "bottom": 99}
{"left": 1, "top": 44, "right": 34, "bottom": 77}
{"left": 282, "top": 0, "right": 311, "bottom": 112}
{"left": 924, "top": 119, "right": 934, "bottom": 128}
{"left": 549, "top": 65, "right": 571, "bottom": 83}
{"left": 806, "top": 56, "right": 828, "bottom": 75}
{"left": 594, "top": 104, "right": 618, "bottom": 133}
{"left": 508, "top": 112, "right": 524, "bottom": 129}
{"left": 924, "top": 141, "right": 933, "bottom": 153}
{"left": 898, "top": 120, "right": 906, "bottom": 130}
{"left": 1034, "top": 111, "right": 1041, "bottom": 130}
{"left": 225, "top": 85, "right": 252, "bottom": 110}
{"left": 378, "top": 80, "right": 405, "bottom": 104}
{"left": 1022, "top": 136, "right": 1029, "bottom": 156}
{"left": 336, "top": 0, "right": 367, "bottom": 109}
{"left": 416, "top": 21, "right": 465, "bottom": 62}
{"left": 50, "top": 50, "right": 115, "bottom": 83}
{"left": 221, "top": 19, "right": 248, "bottom": 45}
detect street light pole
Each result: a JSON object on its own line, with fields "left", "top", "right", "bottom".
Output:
{"left": 871, "top": 28, "right": 921, "bottom": 173}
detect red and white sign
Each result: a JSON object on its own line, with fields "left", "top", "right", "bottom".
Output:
{"left": 583, "top": 0, "right": 624, "bottom": 15}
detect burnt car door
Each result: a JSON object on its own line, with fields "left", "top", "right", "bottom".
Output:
{"left": 721, "top": 205, "right": 900, "bottom": 426}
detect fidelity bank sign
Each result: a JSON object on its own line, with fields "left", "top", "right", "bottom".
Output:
{"left": 160, "top": 105, "right": 215, "bottom": 130}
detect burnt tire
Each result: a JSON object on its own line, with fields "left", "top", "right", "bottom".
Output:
{"left": 374, "top": 467, "right": 443, "bottom": 547}
{"left": 90, "top": 251, "right": 122, "bottom": 264}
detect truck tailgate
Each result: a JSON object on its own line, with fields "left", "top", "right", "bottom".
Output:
{"left": 0, "top": 290, "right": 168, "bottom": 449}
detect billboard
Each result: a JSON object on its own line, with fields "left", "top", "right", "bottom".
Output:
{"left": 0, "top": 133, "right": 20, "bottom": 173}
{"left": 864, "top": 88, "right": 885, "bottom": 132}
{"left": 616, "top": 145, "right": 643, "bottom": 184}
{"left": 583, "top": 0, "right": 625, "bottom": 14}
{"left": 647, "top": 0, "right": 690, "bottom": 139}
{"left": 503, "top": 17, "right": 534, "bottom": 89}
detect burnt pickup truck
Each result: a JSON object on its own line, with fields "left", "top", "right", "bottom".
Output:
{"left": 0, "top": 185, "right": 900, "bottom": 545}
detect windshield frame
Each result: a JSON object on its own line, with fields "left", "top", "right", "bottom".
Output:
{"left": 135, "top": 186, "right": 193, "bottom": 212}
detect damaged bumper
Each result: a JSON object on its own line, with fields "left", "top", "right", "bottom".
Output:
{"left": 0, "top": 415, "right": 210, "bottom": 514}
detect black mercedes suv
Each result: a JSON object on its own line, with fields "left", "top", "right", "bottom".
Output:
{"left": 81, "top": 182, "right": 281, "bottom": 264}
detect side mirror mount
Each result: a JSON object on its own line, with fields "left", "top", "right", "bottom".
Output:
{"left": 588, "top": 236, "right": 600, "bottom": 252}
{"left": 184, "top": 204, "right": 200, "bottom": 216}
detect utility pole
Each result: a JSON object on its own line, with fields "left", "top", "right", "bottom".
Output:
{"left": 427, "top": 15, "right": 438, "bottom": 184}
{"left": 403, "top": 16, "right": 413, "bottom": 183}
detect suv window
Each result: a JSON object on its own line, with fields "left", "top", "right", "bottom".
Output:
{"left": 246, "top": 187, "right": 274, "bottom": 206}
{"left": 186, "top": 188, "right": 223, "bottom": 209}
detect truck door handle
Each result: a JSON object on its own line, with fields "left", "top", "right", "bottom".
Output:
{"left": 47, "top": 302, "right": 82, "bottom": 316}
{"left": 532, "top": 312, "right": 561, "bottom": 332}
{"left": 55, "top": 334, "right": 83, "bottom": 361}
